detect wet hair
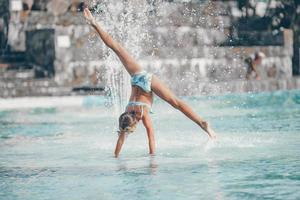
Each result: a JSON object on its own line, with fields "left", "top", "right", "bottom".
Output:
{"left": 118, "top": 112, "right": 137, "bottom": 134}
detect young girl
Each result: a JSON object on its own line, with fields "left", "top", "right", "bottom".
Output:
{"left": 83, "top": 8, "right": 217, "bottom": 157}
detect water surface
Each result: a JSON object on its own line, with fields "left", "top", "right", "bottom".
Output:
{"left": 1, "top": 90, "right": 300, "bottom": 200}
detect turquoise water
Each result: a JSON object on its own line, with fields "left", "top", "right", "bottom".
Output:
{"left": 1, "top": 90, "right": 300, "bottom": 200}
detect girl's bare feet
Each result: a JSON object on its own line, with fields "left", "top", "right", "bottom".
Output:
{"left": 201, "top": 121, "right": 217, "bottom": 139}
{"left": 207, "top": 126, "right": 217, "bottom": 139}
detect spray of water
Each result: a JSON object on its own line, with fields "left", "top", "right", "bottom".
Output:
{"left": 86, "top": 0, "right": 153, "bottom": 120}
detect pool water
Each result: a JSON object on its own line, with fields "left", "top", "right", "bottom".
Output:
{"left": 1, "top": 90, "right": 300, "bottom": 200}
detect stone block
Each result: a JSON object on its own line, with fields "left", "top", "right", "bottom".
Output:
{"left": 196, "top": 28, "right": 214, "bottom": 45}
{"left": 27, "top": 11, "right": 55, "bottom": 28}
{"left": 31, "top": 0, "right": 50, "bottom": 11}
{"left": 47, "top": 0, "right": 70, "bottom": 16}
{"left": 223, "top": 31, "right": 284, "bottom": 46}
{"left": 151, "top": 27, "right": 176, "bottom": 48}
{"left": 164, "top": 46, "right": 197, "bottom": 59}
{"left": 10, "top": 0, "right": 23, "bottom": 11}
{"left": 175, "top": 26, "right": 197, "bottom": 48}
{"left": 9, "top": 11, "right": 20, "bottom": 23}
{"left": 56, "top": 12, "right": 86, "bottom": 26}
{"left": 212, "top": 29, "right": 228, "bottom": 44}
{"left": 26, "top": 29, "right": 55, "bottom": 77}
{"left": 7, "top": 22, "right": 26, "bottom": 51}
{"left": 0, "top": 69, "right": 35, "bottom": 80}
{"left": 0, "top": 0, "right": 9, "bottom": 15}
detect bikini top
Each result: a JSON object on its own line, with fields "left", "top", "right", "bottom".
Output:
{"left": 126, "top": 101, "right": 153, "bottom": 117}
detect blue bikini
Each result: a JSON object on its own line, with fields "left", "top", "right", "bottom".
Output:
{"left": 126, "top": 71, "right": 153, "bottom": 115}
{"left": 131, "top": 71, "right": 152, "bottom": 93}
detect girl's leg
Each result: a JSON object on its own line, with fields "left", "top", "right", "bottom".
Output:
{"left": 83, "top": 8, "right": 142, "bottom": 76}
{"left": 151, "top": 75, "right": 216, "bottom": 138}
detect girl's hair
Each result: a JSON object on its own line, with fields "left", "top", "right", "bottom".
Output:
{"left": 118, "top": 112, "right": 137, "bottom": 134}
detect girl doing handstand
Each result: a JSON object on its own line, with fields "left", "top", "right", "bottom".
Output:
{"left": 83, "top": 8, "right": 217, "bottom": 158}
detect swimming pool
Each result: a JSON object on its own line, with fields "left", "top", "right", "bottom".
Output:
{"left": 1, "top": 90, "right": 300, "bottom": 200}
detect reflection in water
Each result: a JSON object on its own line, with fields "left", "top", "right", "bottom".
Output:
{"left": 149, "top": 155, "right": 158, "bottom": 175}
{"left": 115, "top": 155, "right": 158, "bottom": 175}
{"left": 207, "top": 158, "right": 225, "bottom": 200}
{"left": 201, "top": 138, "right": 225, "bottom": 199}
{"left": 115, "top": 157, "right": 128, "bottom": 172}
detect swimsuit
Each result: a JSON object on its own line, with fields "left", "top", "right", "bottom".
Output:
{"left": 126, "top": 71, "right": 153, "bottom": 117}
{"left": 131, "top": 71, "right": 153, "bottom": 93}
{"left": 127, "top": 101, "right": 152, "bottom": 111}
{"left": 126, "top": 101, "right": 152, "bottom": 117}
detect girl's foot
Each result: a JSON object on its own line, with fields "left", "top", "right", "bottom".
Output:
{"left": 201, "top": 121, "right": 217, "bottom": 139}
{"left": 207, "top": 126, "right": 217, "bottom": 139}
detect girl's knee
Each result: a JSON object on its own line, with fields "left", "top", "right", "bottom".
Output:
{"left": 169, "top": 98, "right": 181, "bottom": 109}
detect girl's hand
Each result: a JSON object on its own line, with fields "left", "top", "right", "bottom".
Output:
{"left": 83, "top": 8, "right": 96, "bottom": 25}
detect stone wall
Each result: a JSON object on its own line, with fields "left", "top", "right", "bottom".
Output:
{"left": 0, "top": 0, "right": 297, "bottom": 97}
{"left": 26, "top": 29, "right": 56, "bottom": 77}
{"left": 65, "top": 1, "right": 293, "bottom": 89}
{"left": 0, "top": 0, "right": 9, "bottom": 51}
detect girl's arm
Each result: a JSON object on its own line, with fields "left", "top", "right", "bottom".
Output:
{"left": 114, "top": 132, "right": 126, "bottom": 158}
{"left": 83, "top": 8, "right": 141, "bottom": 75}
{"left": 142, "top": 113, "right": 155, "bottom": 155}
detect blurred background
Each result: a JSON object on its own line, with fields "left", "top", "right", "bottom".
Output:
{"left": 0, "top": 0, "right": 300, "bottom": 98}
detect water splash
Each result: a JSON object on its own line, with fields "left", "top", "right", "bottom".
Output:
{"left": 86, "top": 0, "right": 152, "bottom": 119}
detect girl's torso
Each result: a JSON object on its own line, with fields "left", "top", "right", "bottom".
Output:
{"left": 129, "top": 85, "right": 153, "bottom": 104}
{"left": 127, "top": 86, "right": 153, "bottom": 120}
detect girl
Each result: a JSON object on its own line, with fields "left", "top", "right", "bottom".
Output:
{"left": 83, "top": 8, "right": 217, "bottom": 157}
